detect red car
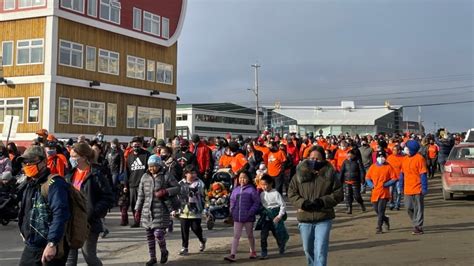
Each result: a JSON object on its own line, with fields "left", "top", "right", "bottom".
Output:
{"left": 442, "top": 143, "right": 474, "bottom": 200}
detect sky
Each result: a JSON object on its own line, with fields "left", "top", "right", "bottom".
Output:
{"left": 177, "top": 0, "right": 473, "bottom": 133}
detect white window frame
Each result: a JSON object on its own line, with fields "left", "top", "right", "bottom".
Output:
{"left": 156, "top": 62, "right": 173, "bottom": 85}
{"left": 137, "top": 106, "right": 162, "bottom": 129}
{"left": 87, "top": 0, "right": 97, "bottom": 17}
{"left": 59, "top": 39, "right": 83, "bottom": 69}
{"left": 126, "top": 55, "right": 145, "bottom": 80}
{"left": 99, "top": 0, "right": 121, "bottom": 25}
{"left": 107, "top": 102, "right": 117, "bottom": 127}
{"left": 60, "top": 0, "right": 85, "bottom": 14}
{"left": 27, "top": 97, "right": 40, "bottom": 124}
{"left": 85, "top": 46, "right": 96, "bottom": 71}
{"left": 143, "top": 11, "right": 160, "bottom": 36}
{"left": 162, "top": 17, "right": 170, "bottom": 39}
{"left": 126, "top": 105, "right": 136, "bottom": 128}
{"left": 58, "top": 97, "right": 70, "bottom": 124}
{"left": 146, "top": 59, "right": 155, "bottom": 82}
{"left": 18, "top": 0, "right": 45, "bottom": 9}
{"left": 98, "top": 48, "right": 119, "bottom": 75}
{"left": 4, "top": 0, "right": 15, "bottom": 10}
{"left": 0, "top": 98, "right": 25, "bottom": 124}
{"left": 16, "top": 39, "right": 44, "bottom": 65}
{"left": 72, "top": 99, "right": 105, "bottom": 126}
{"left": 1, "top": 41, "right": 14, "bottom": 66}
{"left": 133, "top": 7, "right": 142, "bottom": 31}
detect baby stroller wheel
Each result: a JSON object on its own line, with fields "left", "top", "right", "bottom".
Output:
{"left": 207, "top": 216, "right": 215, "bottom": 230}
{"left": 1, "top": 219, "right": 9, "bottom": 226}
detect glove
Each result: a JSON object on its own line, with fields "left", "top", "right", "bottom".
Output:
{"left": 155, "top": 189, "right": 169, "bottom": 199}
{"left": 301, "top": 200, "right": 314, "bottom": 211}
{"left": 312, "top": 198, "right": 324, "bottom": 210}
{"left": 301, "top": 199, "right": 324, "bottom": 212}
{"left": 134, "top": 210, "right": 141, "bottom": 222}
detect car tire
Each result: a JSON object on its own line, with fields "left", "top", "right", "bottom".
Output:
{"left": 442, "top": 186, "right": 453, "bottom": 200}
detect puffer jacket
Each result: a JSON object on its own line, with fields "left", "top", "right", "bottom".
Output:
{"left": 339, "top": 158, "right": 366, "bottom": 183}
{"left": 135, "top": 168, "right": 180, "bottom": 229}
{"left": 288, "top": 160, "right": 343, "bottom": 223}
{"left": 230, "top": 184, "right": 260, "bottom": 223}
{"left": 0, "top": 157, "right": 12, "bottom": 175}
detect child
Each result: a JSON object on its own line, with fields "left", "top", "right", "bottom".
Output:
{"left": 224, "top": 171, "right": 261, "bottom": 262}
{"left": 135, "top": 155, "right": 180, "bottom": 265}
{"left": 339, "top": 149, "right": 366, "bottom": 214}
{"left": 365, "top": 151, "right": 398, "bottom": 234}
{"left": 254, "top": 163, "right": 267, "bottom": 192}
{"left": 177, "top": 167, "right": 207, "bottom": 256}
{"left": 257, "top": 174, "right": 289, "bottom": 259}
{"left": 0, "top": 171, "right": 16, "bottom": 194}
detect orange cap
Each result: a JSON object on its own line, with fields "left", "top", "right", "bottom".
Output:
{"left": 35, "top": 129, "right": 48, "bottom": 137}
{"left": 47, "top": 134, "right": 57, "bottom": 142}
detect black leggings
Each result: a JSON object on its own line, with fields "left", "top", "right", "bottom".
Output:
{"left": 180, "top": 218, "right": 204, "bottom": 248}
{"left": 427, "top": 158, "right": 437, "bottom": 177}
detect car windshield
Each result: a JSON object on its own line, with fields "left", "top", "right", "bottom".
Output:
{"left": 448, "top": 147, "right": 474, "bottom": 161}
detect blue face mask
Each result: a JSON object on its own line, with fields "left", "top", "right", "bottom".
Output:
{"left": 69, "top": 157, "right": 79, "bottom": 169}
{"left": 308, "top": 160, "right": 326, "bottom": 170}
{"left": 47, "top": 150, "right": 57, "bottom": 156}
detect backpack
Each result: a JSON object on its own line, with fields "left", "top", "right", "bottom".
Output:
{"left": 41, "top": 174, "right": 90, "bottom": 250}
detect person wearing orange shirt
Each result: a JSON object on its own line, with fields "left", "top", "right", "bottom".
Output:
{"left": 387, "top": 145, "right": 404, "bottom": 210}
{"left": 44, "top": 141, "right": 68, "bottom": 177}
{"left": 334, "top": 141, "right": 351, "bottom": 172}
{"left": 267, "top": 142, "right": 287, "bottom": 194}
{"left": 426, "top": 139, "right": 439, "bottom": 179}
{"left": 228, "top": 142, "right": 249, "bottom": 186}
{"left": 399, "top": 140, "right": 428, "bottom": 235}
{"left": 366, "top": 151, "right": 398, "bottom": 234}
{"left": 254, "top": 138, "right": 271, "bottom": 166}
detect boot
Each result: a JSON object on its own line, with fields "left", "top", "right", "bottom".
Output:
{"left": 120, "top": 207, "right": 129, "bottom": 226}
{"left": 346, "top": 206, "right": 352, "bottom": 214}
{"left": 360, "top": 203, "right": 366, "bottom": 212}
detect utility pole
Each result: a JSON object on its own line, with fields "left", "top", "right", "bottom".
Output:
{"left": 251, "top": 63, "right": 261, "bottom": 136}
{"left": 418, "top": 106, "right": 422, "bottom": 134}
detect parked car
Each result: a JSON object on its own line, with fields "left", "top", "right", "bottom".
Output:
{"left": 442, "top": 143, "right": 474, "bottom": 200}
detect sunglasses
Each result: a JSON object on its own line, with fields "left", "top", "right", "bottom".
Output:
{"left": 22, "top": 160, "right": 41, "bottom": 166}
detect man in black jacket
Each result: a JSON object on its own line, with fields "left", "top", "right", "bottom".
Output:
{"left": 174, "top": 139, "right": 197, "bottom": 180}
{"left": 125, "top": 137, "right": 150, "bottom": 228}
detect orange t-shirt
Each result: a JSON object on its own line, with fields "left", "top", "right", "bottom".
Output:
{"left": 317, "top": 139, "right": 329, "bottom": 151}
{"left": 387, "top": 154, "right": 404, "bottom": 179}
{"left": 427, "top": 144, "right": 439, "bottom": 159}
{"left": 370, "top": 141, "right": 378, "bottom": 151}
{"left": 254, "top": 145, "right": 270, "bottom": 165}
{"left": 401, "top": 154, "right": 427, "bottom": 195}
{"left": 267, "top": 150, "right": 287, "bottom": 177}
{"left": 366, "top": 164, "right": 397, "bottom": 202}
{"left": 72, "top": 167, "right": 90, "bottom": 191}
{"left": 230, "top": 153, "right": 248, "bottom": 174}
{"left": 328, "top": 144, "right": 338, "bottom": 152}
{"left": 388, "top": 143, "right": 396, "bottom": 153}
{"left": 303, "top": 145, "right": 314, "bottom": 159}
{"left": 335, "top": 148, "right": 351, "bottom": 172}
{"left": 219, "top": 154, "right": 233, "bottom": 168}
{"left": 47, "top": 154, "right": 68, "bottom": 177}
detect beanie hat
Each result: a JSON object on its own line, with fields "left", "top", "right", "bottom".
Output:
{"left": 228, "top": 141, "right": 240, "bottom": 153}
{"left": 148, "top": 154, "right": 162, "bottom": 166}
{"left": 376, "top": 150, "right": 387, "bottom": 158}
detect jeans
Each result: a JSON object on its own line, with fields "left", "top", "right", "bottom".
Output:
{"left": 298, "top": 219, "right": 333, "bottom": 266}
{"left": 389, "top": 182, "right": 402, "bottom": 209}
{"left": 66, "top": 231, "right": 102, "bottom": 266}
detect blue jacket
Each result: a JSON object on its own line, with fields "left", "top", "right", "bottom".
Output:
{"left": 435, "top": 136, "right": 455, "bottom": 162}
{"left": 18, "top": 170, "right": 70, "bottom": 248}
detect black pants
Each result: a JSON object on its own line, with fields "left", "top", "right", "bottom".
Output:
{"left": 344, "top": 183, "right": 364, "bottom": 207}
{"left": 372, "top": 199, "right": 388, "bottom": 229}
{"left": 272, "top": 173, "right": 284, "bottom": 195}
{"left": 129, "top": 187, "right": 139, "bottom": 222}
{"left": 19, "top": 245, "right": 68, "bottom": 266}
{"left": 261, "top": 219, "right": 280, "bottom": 253}
{"left": 180, "top": 218, "right": 204, "bottom": 248}
{"left": 427, "top": 158, "right": 437, "bottom": 178}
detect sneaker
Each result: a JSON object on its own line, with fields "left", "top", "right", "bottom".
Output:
{"left": 178, "top": 248, "right": 188, "bottom": 256}
{"left": 260, "top": 250, "right": 268, "bottom": 260}
{"left": 249, "top": 251, "right": 257, "bottom": 259}
{"left": 199, "top": 238, "right": 207, "bottom": 252}
{"left": 395, "top": 207, "right": 400, "bottom": 211}
{"left": 376, "top": 227, "right": 383, "bottom": 234}
{"left": 130, "top": 223, "right": 140, "bottom": 228}
{"left": 224, "top": 254, "right": 236, "bottom": 262}
{"left": 346, "top": 207, "right": 352, "bottom": 214}
{"left": 120, "top": 221, "right": 129, "bottom": 226}
{"left": 146, "top": 258, "right": 157, "bottom": 266}
{"left": 160, "top": 250, "right": 169, "bottom": 264}
{"left": 412, "top": 226, "right": 424, "bottom": 235}
{"left": 101, "top": 229, "right": 109, "bottom": 238}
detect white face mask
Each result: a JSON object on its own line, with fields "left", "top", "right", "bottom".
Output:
{"left": 377, "top": 157, "right": 386, "bottom": 164}
{"left": 404, "top": 147, "right": 410, "bottom": 155}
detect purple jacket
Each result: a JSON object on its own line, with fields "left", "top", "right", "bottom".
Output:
{"left": 230, "top": 184, "right": 261, "bottom": 223}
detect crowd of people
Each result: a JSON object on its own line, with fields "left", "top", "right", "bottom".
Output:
{"left": 0, "top": 127, "right": 460, "bottom": 266}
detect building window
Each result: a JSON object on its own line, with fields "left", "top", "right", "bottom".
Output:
{"left": 87, "top": 0, "right": 97, "bottom": 17}
{"left": 19, "top": 0, "right": 45, "bottom": 8}
{"left": 0, "top": 98, "right": 24, "bottom": 123}
{"left": 60, "top": 0, "right": 84, "bottom": 13}
{"left": 146, "top": 60, "right": 155, "bottom": 82}
{"left": 126, "top": 55, "right": 145, "bottom": 80}
{"left": 4, "top": 0, "right": 15, "bottom": 10}
{"left": 162, "top": 17, "right": 170, "bottom": 39}
{"left": 58, "top": 97, "right": 70, "bottom": 124}
{"left": 176, "top": 114, "right": 187, "bottom": 121}
{"left": 17, "top": 39, "right": 43, "bottom": 65}
{"left": 156, "top": 63, "right": 173, "bottom": 85}
{"left": 72, "top": 99, "right": 105, "bottom": 126}
{"left": 85, "top": 46, "right": 96, "bottom": 71}
{"left": 194, "top": 114, "right": 255, "bottom": 125}
{"left": 164, "top": 109, "right": 171, "bottom": 130}
{"left": 27, "top": 97, "right": 40, "bottom": 123}
{"left": 98, "top": 49, "right": 119, "bottom": 75}
{"left": 143, "top": 11, "right": 160, "bottom": 36}
{"left": 127, "top": 105, "right": 136, "bottom": 128}
{"left": 137, "top": 106, "right": 162, "bottom": 129}
{"left": 107, "top": 103, "right": 117, "bottom": 127}
{"left": 133, "top": 7, "right": 141, "bottom": 30}
{"left": 1, "top": 41, "right": 13, "bottom": 66}
{"left": 100, "top": 0, "right": 121, "bottom": 24}
{"left": 59, "top": 40, "right": 83, "bottom": 68}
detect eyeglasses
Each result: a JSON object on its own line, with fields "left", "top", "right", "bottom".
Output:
{"left": 22, "top": 160, "right": 41, "bottom": 166}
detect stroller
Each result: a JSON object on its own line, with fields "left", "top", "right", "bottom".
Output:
{"left": 0, "top": 189, "right": 19, "bottom": 226}
{"left": 205, "top": 168, "right": 234, "bottom": 230}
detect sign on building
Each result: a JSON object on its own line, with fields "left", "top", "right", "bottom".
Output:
{"left": 2, "top": 115, "right": 20, "bottom": 140}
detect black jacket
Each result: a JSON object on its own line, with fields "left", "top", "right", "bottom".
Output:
{"left": 125, "top": 149, "right": 150, "bottom": 188}
{"left": 247, "top": 150, "right": 263, "bottom": 179}
{"left": 67, "top": 165, "right": 114, "bottom": 234}
{"left": 339, "top": 159, "right": 366, "bottom": 183}
{"left": 106, "top": 147, "right": 124, "bottom": 175}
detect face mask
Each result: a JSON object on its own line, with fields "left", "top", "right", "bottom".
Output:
{"left": 377, "top": 157, "right": 386, "bottom": 165}
{"left": 97, "top": 135, "right": 104, "bottom": 142}
{"left": 340, "top": 146, "right": 346, "bottom": 150}
{"left": 404, "top": 147, "right": 410, "bottom": 155}
{"left": 160, "top": 155, "right": 169, "bottom": 161}
{"left": 309, "top": 160, "right": 325, "bottom": 171}
{"left": 23, "top": 164, "right": 40, "bottom": 177}
{"left": 69, "top": 157, "right": 79, "bottom": 169}
{"left": 47, "top": 150, "right": 57, "bottom": 156}
{"left": 133, "top": 146, "right": 141, "bottom": 152}
{"left": 180, "top": 146, "right": 188, "bottom": 152}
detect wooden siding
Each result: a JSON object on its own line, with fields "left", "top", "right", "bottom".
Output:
{"left": 0, "top": 18, "right": 45, "bottom": 77}
{"left": 0, "top": 83, "right": 43, "bottom": 133}
{"left": 55, "top": 84, "right": 176, "bottom": 137}
{"left": 57, "top": 18, "right": 177, "bottom": 95}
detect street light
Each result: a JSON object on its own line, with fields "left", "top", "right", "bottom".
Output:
{"left": 251, "top": 63, "right": 261, "bottom": 136}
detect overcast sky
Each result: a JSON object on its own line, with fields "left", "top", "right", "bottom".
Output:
{"left": 177, "top": 0, "right": 473, "bottom": 133}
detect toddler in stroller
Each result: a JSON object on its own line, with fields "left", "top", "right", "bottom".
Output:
{"left": 0, "top": 172, "right": 19, "bottom": 225}
{"left": 205, "top": 169, "right": 233, "bottom": 230}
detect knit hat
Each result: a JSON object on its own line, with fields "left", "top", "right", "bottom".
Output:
{"left": 148, "top": 154, "right": 162, "bottom": 166}
{"left": 376, "top": 150, "right": 387, "bottom": 158}
{"left": 406, "top": 140, "right": 420, "bottom": 156}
